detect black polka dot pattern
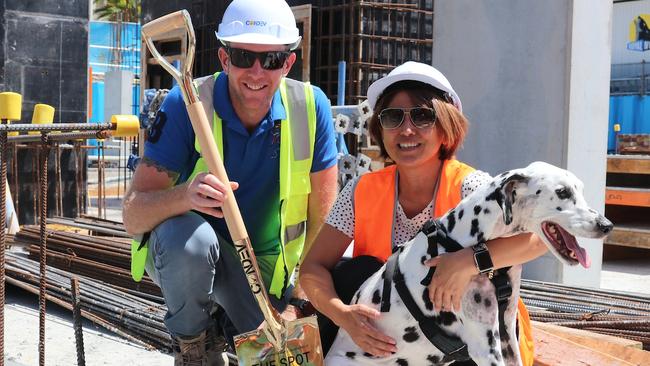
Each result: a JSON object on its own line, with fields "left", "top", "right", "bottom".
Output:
{"left": 325, "top": 171, "right": 492, "bottom": 247}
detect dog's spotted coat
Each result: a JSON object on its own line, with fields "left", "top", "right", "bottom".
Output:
{"left": 325, "top": 162, "right": 613, "bottom": 366}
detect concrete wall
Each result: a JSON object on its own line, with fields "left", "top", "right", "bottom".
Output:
{"left": 1, "top": 0, "right": 89, "bottom": 124}
{"left": 612, "top": 0, "right": 650, "bottom": 64}
{"left": 0, "top": 0, "right": 89, "bottom": 224}
{"left": 433, "top": 0, "right": 612, "bottom": 288}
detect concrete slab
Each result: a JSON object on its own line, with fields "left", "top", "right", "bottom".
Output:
{"left": 601, "top": 257, "right": 650, "bottom": 295}
{"left": 4, "top": 285, "right": 173, "bottom": 366}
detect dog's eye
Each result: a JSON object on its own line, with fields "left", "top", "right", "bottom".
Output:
{"left": 555, "top": 187, "right": 572, "bottom": 200}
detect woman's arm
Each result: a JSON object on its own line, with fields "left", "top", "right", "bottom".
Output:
{"left": 301, "top": 224, "right": 397, "bottom": 356}
{"left": 424, "top": 233, "right": 547, "bottom": 312}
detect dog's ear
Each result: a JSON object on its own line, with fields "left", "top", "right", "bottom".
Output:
{"left": 498, "top": 173, "right": 528, "bottom": 225}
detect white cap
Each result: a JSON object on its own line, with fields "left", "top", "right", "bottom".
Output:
{"left": 216, "top": 0, "right": 301, "bottom": 50}
{"left": 367, "top": 61, "right": 462, "bottom": 112}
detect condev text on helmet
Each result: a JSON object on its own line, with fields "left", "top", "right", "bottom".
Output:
{"left": 246, "top": 20, "right": 267, "bottom": 26}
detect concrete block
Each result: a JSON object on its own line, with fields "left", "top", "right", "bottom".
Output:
{"left": 61, "top": 20, "right": 88, "bottom": 66}
{"left": 434, "top": 0, "right": 612, "bottom": 287}
{"left": 7, "top": 15, "right": 60, "bottom": 65}
{"left": 6, "top": 0, "right": 88, "bottom": 18}
{"left": 104, "top": 70, "right": 134, "bottom": 123}
{"left": 60, "top": 65, "right": 88, "bottom": 111}
{"left": 23, "top": 65, "right": 60, "bottom": 110}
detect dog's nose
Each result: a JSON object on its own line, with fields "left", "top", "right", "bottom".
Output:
{"left": 597, "top": 217, "right": 614, "bottom": 234}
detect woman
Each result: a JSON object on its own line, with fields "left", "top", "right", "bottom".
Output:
{"left": 300, "top": 61, "right": 546, "bottom": 364}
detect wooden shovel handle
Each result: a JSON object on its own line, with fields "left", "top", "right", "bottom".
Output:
{"left": 186, "top": 102, "right": 248, "bottom": 241}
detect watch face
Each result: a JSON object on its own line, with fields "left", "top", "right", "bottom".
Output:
{"left": 475, "top": 251, "right": 493, "bottom": 271}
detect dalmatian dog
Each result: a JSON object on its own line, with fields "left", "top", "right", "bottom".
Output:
{"left": 326, "top": 161, "right": 613, "bottom": 366}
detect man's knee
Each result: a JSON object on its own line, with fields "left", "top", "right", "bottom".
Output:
{"left": 151, "top": 212, "right": 219, "bottom": 271}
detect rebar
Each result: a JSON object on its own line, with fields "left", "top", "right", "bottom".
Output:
{"left": 0, "top": 127, "right": 7, "bottom": 366}
{"left": 98, "top": 140, "right": 105, "bottom": 219}
{"left": 5, "top": 252, "right": 171, "bottom": 351}
{"left": 38, "top": 132, "right": 50, "bottom": 366}
{"left": 71, "top": 277, "right": 86, "bottom": 366}
{"left": 521, "top": 279, "right": 650, "bottom": 349}
{"left": 548, "top": 319, "right": 650, "bottom": 330}
{"left": 11, "top": 144, "right": 18, "bottom": 220}
{"left": 55, "top": 144, "right": 63, "bottom": 216}
{"left": 74, "top": 142, "right": 82, "bottom": 216}
{"left": 0, "top": 122, "right": 114, "bottom": 134}
{"left": 6, "top": 275, "right": 161, "bottom": 351}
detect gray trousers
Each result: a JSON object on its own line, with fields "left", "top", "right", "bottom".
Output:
{"left": 144, "top": 211, "right": 291, "bottom": 339}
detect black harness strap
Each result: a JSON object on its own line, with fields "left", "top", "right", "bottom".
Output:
{"left": 490, "top": 267, "right": 513, "bottom": 339}
{"left": 393, "top": 254, "right": 470, "bottom": 361}
{"left": 421, "top": 220, "right": 464, "bottom": 253}
{"left": 379, "top": 219, "right": 514, "bottom": 361}
{"left": 380, "top": 245, "right": 401, "bottom": 312}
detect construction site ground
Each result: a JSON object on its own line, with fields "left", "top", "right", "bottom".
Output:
{"left": 4, "top": 169, "right": 650, "bottom": 365}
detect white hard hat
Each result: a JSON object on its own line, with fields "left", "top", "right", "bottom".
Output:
{"left": 367, "top": 61, "right": 462, "bottom": 112}
{"left": 216, "top": 0, "right": 301, "bottom": 50}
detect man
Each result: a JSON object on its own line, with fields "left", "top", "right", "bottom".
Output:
{"left": 122, "top": 0, "right": 338, "bottom": 364}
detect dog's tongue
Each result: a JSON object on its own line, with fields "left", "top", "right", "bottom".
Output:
{"left": 560, "top": 227, "right": 591, "bottom": 268}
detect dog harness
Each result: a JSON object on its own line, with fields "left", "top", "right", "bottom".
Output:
{"left": 381, "top": 219, "right": 513, "bottom": 362}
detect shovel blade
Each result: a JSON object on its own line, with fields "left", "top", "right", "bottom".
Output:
{"left": 234, "top": 315, "right": 323, "bottom": 366}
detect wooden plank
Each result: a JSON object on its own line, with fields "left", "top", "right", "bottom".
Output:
{"left": 533, "top": 321, "right": 643, "bottom": 350}
{"left": 606, "top": 187, "right": 650, "bottom": 208}
{"left": 532, "top": 327, "right": 639, "bottom": 366}
{"left": 606, "top": 225, "right": 650, "bottom": 249}
{"left": 607, "top": 155, "right": 650, "bottom": 175}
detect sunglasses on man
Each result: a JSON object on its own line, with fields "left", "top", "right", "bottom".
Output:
{"left": 378, "top": 107, "right": 437, "bottom": 129}
{"left": 227, "top": 47, "right": 291, "bottom": 70}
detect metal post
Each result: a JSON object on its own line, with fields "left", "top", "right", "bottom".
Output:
{"left": 641, "top": 60, "right": 646, "bottom": 95}
{"left": 0, "top": 125, "right": 7, "bottom": 366}
{"left": 337, "top": 61, "right": 346, "bottom": 106}
{"left": 38, "top": 132, "right": 50, "bottom": 366}
{"left": 71, "top": 277, "right": 86, "bottom": 366}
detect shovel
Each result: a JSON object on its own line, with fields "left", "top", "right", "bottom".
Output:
{"left": 141, "top": 10, "right": 324, "bottom": 366}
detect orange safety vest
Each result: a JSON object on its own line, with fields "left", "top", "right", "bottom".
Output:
{"left": 353, "top": 159, "right": 534, "bottom": 365}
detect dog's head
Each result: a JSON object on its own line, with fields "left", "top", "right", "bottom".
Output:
{"left": 490, "top": 161, "right": 613, "bottom": 268}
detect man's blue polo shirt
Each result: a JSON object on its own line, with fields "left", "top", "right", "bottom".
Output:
{"left": 144, "top": 73, "right": 337, "bottom": 285}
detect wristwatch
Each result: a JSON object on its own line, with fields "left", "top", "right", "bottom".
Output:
{"left": 289, "top": 298, "right": 316, "bottom": 316}
{"left": 472, "top": 242, "right": 494, "bottom": 279}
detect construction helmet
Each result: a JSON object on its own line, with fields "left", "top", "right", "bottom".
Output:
{"left": 367, "top": 61, "right": 463, "bottom": 112}
{"left": 216, "top": 0, "right": 301, "bottom": 50}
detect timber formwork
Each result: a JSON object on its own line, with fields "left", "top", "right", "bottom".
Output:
{"left": 314, "top": 0, "right": 433, "bottom": 104}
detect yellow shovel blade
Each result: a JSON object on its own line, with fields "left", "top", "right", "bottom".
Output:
{"left": 234, "top": 315, "right": 324, "bottom": 366}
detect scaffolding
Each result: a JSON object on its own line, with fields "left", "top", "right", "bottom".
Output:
{"left": 314, "top": 0, "right": 433, "bottom": 104}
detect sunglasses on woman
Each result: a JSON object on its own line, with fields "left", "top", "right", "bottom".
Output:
{"left": 378, "top": 107, "right": 436, "bottom": 129}
{"left": 227, "top": 47, "right": 291, "bottom": 70}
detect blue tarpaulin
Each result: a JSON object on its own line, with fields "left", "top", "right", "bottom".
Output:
{"left": 608, "top": 95, "right": 650, "bottom": 152}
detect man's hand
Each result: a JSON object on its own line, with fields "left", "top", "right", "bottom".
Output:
{"left": 185, "top": 172, "right": 239, "bottom": 217}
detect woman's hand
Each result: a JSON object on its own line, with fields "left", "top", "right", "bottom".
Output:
{"left": 185, "top": 172, "right": 239, "bottom": 217}
{"left": 424, "top": 248, "right": 477, "bottom": 312}
{"left": 336, "top": 304, "right": 397, "bottom": 357}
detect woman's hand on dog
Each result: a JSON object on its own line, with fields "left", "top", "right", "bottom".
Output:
{"left": 424, "top": 248, "right": 477, "bottom": 312}
{"left": 338, "top": 304, "right": 397, "bottom": 357}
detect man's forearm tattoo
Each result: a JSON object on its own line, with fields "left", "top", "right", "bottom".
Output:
{"left": 141, "top": 157, "right": 180, "bottom": 181}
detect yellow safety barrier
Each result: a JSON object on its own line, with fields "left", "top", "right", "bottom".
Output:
{"left": 0, "top": 92, "right": 22, "bottom": 136}
{"left": 30, "top": 103, "right": 55, "bottom": 135}
{"left": 111, "top": 114, "right": 140, "bottom": 137}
